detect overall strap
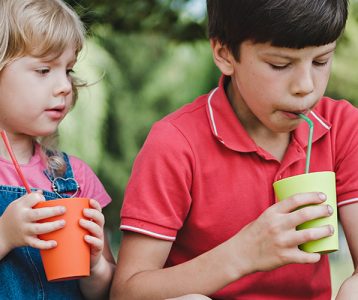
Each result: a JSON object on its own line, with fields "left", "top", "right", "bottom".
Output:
{"left": 43, "top": 153, "right": 80, "bottom": 198}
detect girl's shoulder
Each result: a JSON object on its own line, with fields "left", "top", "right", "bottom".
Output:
{"left": 66, "top": 153, "right": 111, "bottom": 208}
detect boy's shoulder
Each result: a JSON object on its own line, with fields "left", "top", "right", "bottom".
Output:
{"left": 162, "top": 93, "right": 209, "bottom": 124}
{"left": 315, "top": 96, "right": 358, "bottom": 124}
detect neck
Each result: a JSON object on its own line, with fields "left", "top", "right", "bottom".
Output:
{"left": 0, "top": 133, "right": 35, "bottom": 164}
{"left": 226, "top": 80, "right": 290, "bottom": 161}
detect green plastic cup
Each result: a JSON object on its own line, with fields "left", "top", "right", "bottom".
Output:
{"left": 273, "top": 171, "right": 338, "bottom": 253}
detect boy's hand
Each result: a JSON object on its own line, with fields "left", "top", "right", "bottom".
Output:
{"left": 232, "top": 192, "right": 333, "bottom": 275}
{"left": 0, "top": 191, "right": 66, "bottom": 256}
{"left": 79, "top": 199, "right": 105, "bottom": 272}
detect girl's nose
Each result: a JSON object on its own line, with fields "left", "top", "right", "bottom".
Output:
{"left": 53, "top": 74, "right": 72, "bottom": 96}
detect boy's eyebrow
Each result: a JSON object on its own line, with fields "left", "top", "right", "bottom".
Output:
{"left": 261, "top": 45, "right": 337, "bottom": 60}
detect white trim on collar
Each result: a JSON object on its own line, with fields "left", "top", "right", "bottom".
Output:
{"left": 310, "top": 110, "right": 331, "bottom": 130}
{"left": 207, "top": 87, "right": 219, "bottom": 137}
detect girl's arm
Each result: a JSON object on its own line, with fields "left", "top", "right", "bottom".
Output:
{"left": 79, "top": 199, "right": 116, "bottom": 300}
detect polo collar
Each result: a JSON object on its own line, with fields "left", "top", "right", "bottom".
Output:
{"left": 206, "top": 75, "right": 331, "bottom": 153}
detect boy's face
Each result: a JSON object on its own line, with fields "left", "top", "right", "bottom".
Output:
{"left": 214, "top": 40, "right": 336, "bottom": 134}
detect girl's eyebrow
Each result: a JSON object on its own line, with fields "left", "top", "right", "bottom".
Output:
{"left": 34, "top": 56, "right": 77, "bottom": 66}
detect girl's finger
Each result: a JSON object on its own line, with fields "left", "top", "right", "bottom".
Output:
{"left": 84, "top": 235, "right": 103, "bottom": 251}
{"left": 30, "top": 206, "right": 66, "bottom": 222}
{"left": 89, "top": 198, "right": 102, "bottom": 212}
{"left": 83, "top": 208, "right": 105, "bottom": 227}
{"left": 29, "top": 220, "right": 66, "bottom": 235}
{"left": 21, "top": 191, "right": 46, "bottom": 208}
{"left": 79, "top": 219, "right": 103, "bottom": 238}
{"left": 27, "top": 236, "right": 57, "bottom": 250}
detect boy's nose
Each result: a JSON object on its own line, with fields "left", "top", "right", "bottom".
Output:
{"left": 290, "top": 66, "right": 314, "bottom": 96}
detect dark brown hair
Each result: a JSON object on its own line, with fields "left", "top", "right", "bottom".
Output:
{"left": 207, "top": 0, "right": 349, "bottom": 59}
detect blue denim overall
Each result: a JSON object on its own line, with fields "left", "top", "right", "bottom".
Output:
{"left": 0, "top": 153, "right": 84, "bottom": 299}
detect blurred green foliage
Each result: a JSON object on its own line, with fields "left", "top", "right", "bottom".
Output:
{"left": 60, "top": 1, "right": 358, "bottom": 246}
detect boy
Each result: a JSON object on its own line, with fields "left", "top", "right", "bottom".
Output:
{"left": 111, "top": 1, "right": 358, "bottom": 299}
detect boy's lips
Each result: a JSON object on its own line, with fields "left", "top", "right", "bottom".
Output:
{"left": 282, "top": 110, "right": 309, "bottom": 119}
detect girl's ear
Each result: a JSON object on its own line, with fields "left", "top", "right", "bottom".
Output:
{"left": 210, "top": 39, "right": 235, "bottom": 76}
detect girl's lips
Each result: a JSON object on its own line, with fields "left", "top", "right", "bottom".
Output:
{"left": 45, "top": 108, "right": 65, "bottom": 120}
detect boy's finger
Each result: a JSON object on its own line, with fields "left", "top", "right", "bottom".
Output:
{"left": 288, "top": 204, "right": 333, "bottom": 227}
{"left": 292, "top": 250, "right": 321, "bottom": 265}
{"left": 294, "top": 225, "right": 334, "bottom": 246}
{"left": 278, "top": 192, "right": 326, "bottom": 213}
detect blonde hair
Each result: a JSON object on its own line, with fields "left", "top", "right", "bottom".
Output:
{"left": 0, "top": 0, "right": 86, "bottom": 177}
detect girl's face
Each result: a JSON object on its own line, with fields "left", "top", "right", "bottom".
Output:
{"left": 0, "top": 46, "right": 77, "bottom": 137}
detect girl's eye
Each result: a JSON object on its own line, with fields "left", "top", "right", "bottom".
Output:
{"left": 66, "top": 69, "right": 74, "bottom": 76}
{"left": 36, "top": 68, "right": 50, "bottom": 75}
{"left": 313, "top": 60, "right": 329, "bottom": 67}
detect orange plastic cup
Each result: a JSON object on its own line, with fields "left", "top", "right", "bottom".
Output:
{"left": 35, "top": 197, "right": 90, "bottom": 281}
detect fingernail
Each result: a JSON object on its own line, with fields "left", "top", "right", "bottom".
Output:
{"left": 327, "top": 205, "right": 333, "bottom": 215}
{"left": 59, "top": 206, "right": 66, "bottom": 213}
{"left": 58, "top": 220, "right": 65, "bottom": 226}
{"left": 329, "top": 225, "right": 335, "bottom": 235}
{"left": 319, "top": 193, "right": 326, "bottom": 201}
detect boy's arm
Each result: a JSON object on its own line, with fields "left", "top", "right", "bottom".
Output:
{"left": 335, "top": 204, "right": 358, "bottom": 299}
{"left": 110, "top": 193, "right": 332, "bottom": 300}
{"left": 110, "top": 231, "right": 241, "bottom": 299}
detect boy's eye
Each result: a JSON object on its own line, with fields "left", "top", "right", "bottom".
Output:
{"left": 269, "top": 63, "right": 289, "bottom": 70}
{"left": 313, "top": 60, "right": 329, "bottom": 67}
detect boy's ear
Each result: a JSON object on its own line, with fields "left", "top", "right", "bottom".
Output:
{"left": 210, "top": 39, "right": 235, "bottom": 76}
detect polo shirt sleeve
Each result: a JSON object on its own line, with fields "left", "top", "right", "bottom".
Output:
{"left": 120, "top": 121, "right": 194, "bottom": 241}
{"left": 332, "top": 101, "right": 358, "bottom": 208}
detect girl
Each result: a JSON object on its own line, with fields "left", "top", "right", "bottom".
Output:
{"left": 0, "top": 0, "right": 115, "bottom": 299}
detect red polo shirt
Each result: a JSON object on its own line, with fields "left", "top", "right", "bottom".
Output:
{"left": 120, "top": 75, "right": 358, "bottom": 299}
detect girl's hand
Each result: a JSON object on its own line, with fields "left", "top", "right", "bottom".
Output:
{"left": 0, "top": 191, "right": 66, "bottom": 256}
{"left": 79, "top": 199, "right": 105, "bottom": 272}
